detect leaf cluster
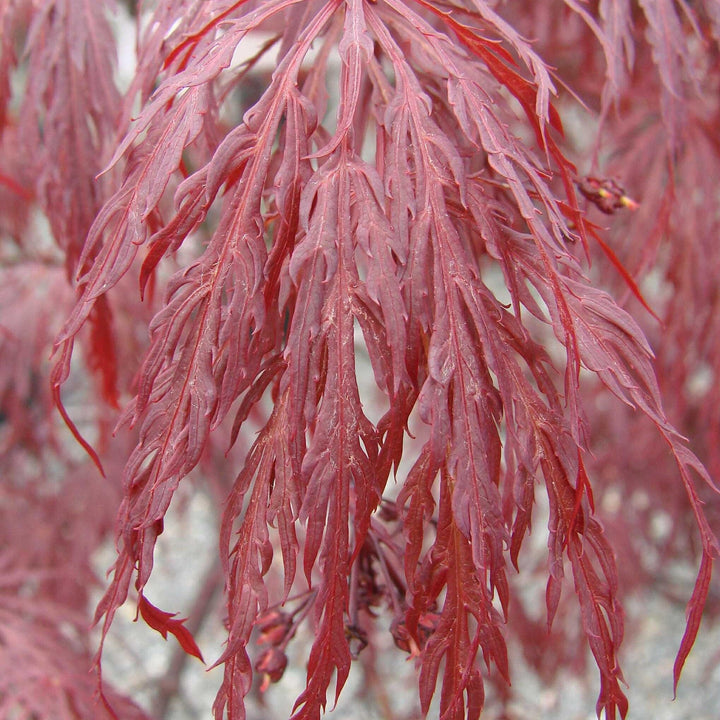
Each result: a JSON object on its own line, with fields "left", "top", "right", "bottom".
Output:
{"left": 1, "top": 1, "right": 719, "bottom": 719}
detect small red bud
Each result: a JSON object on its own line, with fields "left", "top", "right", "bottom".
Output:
{"left": 255, "top": 609, "right": 291, "bottom": 646}
{"left": 577, "top": 176, "right": 638, "bottom": 215}
{"left": 390, "top": 617, "right": 411, "bottom": 653}
{"left": 255, "top": 647, "right": 288, "bottom": 690}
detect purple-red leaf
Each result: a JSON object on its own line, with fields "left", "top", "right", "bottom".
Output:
{"left": 673, "top": 550, "right": 713, "bottom": 695}
{"left": 138, "top": 595, "right": 205, "bottom": 663}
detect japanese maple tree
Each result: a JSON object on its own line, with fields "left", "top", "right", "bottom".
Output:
{"left": 1, "top": 0, "right": 719, "bottom": 719}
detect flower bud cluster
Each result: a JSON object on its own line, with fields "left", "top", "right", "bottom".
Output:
{"left": 254, "top": 610, "right": 292, "bottom": 691}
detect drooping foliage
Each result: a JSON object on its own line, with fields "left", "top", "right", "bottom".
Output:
{"left": 1, "top": 1, "right": 719, "bottom": 719}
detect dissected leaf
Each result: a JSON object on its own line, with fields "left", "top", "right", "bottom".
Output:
{"left": 137, "top": 595, "right": 205, "bottom": 663}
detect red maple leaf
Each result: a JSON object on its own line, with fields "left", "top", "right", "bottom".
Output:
{"left": 137, "top": 595, "right": 205, "bottom": 663}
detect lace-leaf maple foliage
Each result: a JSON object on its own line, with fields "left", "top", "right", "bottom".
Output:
{"left": 1, "top": 0, "right": 719, "bottom": 719}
